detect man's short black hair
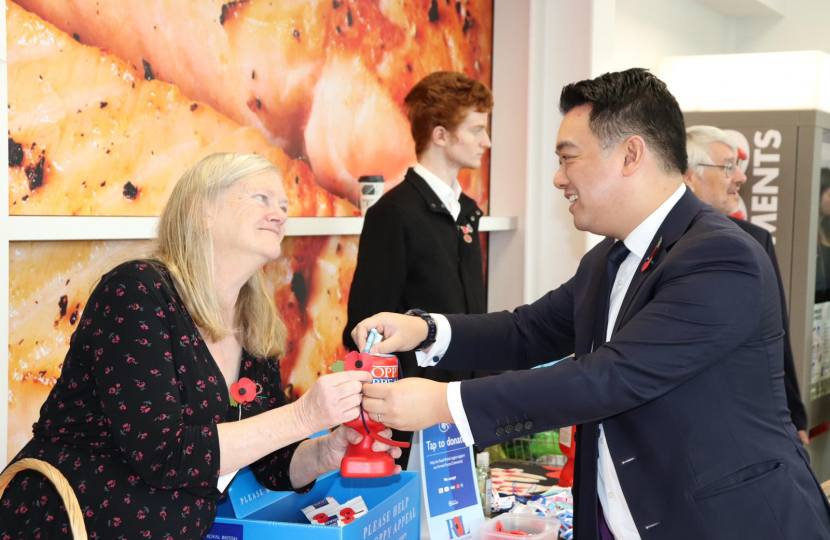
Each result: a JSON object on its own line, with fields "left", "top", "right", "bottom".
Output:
{"left": 559, "top": 68, "right": 688, "bottom": 175}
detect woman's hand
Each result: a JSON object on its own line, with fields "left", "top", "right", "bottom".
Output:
{"left": 361, "top": 378, "right": 452, "bottom": 432}
{"left": 291, "top": 370, "right": 372, "bottom": 435}
{"left": 317, "top": 426, "right": 403, "bottom": 474}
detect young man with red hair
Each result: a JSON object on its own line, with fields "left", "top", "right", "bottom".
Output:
{"left": 344, "top": 71, "right": 493, "bottom": 466}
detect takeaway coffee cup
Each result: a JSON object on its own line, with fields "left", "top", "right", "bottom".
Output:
{"left": 357, "top": 175, "right": 385, "bottom": 215}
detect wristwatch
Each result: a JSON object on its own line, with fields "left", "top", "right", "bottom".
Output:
{"left": 404, "top": 309, "right": 437, "bottom": 351}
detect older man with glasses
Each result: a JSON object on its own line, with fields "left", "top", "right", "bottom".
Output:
{"left": 684, "top": 125, "right": 747, "bottom": 216}
{"left": 684, "top": 125, "right": 810, "bottom": 447}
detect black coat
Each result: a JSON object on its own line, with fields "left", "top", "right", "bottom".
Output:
{"left": 730, "top": 216, "right": 808, "bottom": 431}
{"left": 344, "top": 167, "right": 487, "bottom": 380}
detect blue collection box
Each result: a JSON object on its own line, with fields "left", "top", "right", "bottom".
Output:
{"left": 207, "top": 467, "right": 420, "bottom": 540}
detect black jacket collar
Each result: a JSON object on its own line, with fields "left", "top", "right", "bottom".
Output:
{"left": 404, "top": 167, "right": 479, "bottom": 222}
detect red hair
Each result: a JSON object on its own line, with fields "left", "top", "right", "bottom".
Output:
{"left": 404, "top": 71, "right": 493, "bottom": 157}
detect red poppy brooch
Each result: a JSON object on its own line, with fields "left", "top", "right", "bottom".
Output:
{"left": 641, "top": 236, "right": 663, "bottom": 273}
{"left": 461, "top": 224, "right": 474, "bottom": 244}
{"left": 343, "top": 350, "right": 373, "bottom": 373}
{"left": 229, "top": 378, "right": 264, "bottom": 419}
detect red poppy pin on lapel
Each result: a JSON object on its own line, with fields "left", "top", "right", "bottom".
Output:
{"left": 641, "top": 236, "right": 663, "bottom": 272}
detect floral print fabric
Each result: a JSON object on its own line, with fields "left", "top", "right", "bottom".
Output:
{"left": 1, "top": 261, "right": 306, "bottom": 540}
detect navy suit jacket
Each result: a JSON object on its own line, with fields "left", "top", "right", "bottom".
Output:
{"left": 439, "top": 190, "right": 830, "bottom": 539}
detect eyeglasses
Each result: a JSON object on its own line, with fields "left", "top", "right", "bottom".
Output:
{"left": 693, "top": 161, "right": 743, "bottom": 179}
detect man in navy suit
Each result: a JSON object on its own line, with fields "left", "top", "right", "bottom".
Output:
{"left": 352, "top": 69, "right": 830, "bottom": 539}
{"left": 684, "top": 124, "right": 810, "bottom": 446}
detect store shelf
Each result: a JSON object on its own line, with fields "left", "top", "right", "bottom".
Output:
{"left": 8, "top": 215, "right": 519, "bottom": 241}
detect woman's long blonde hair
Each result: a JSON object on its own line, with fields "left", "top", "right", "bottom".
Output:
{"left": 153, "top": 152, "right": 287, "bottom": 359}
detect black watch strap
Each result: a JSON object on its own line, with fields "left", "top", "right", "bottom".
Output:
{"left": 405, "top": 309, "right": 437, "bottom": 351}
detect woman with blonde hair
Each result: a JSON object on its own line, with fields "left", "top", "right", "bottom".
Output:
{"left": 1, "top": 153, "right": 398, "bottom": 540}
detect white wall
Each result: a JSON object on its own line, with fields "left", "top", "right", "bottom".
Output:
{"left": 611, "top": 0, "right": 733, "bottom": 72}
{"left": 488, "top": 0, "right": 530, "bottom": 312}
{"left": 489, "top": 0, "right": 591, "bottom": 308}
{"left": 734, "top": 0, "right": 830, "bottom": 56}
{"left": 523, "top": 0, "right": 593, "bottom": 301}
{"left": 611, "top": 0, "right": 830, "bottom": 75}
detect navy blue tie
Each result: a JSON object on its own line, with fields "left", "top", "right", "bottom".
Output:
{"left": 596, "top": 241, "right": 631, "bottom": 348}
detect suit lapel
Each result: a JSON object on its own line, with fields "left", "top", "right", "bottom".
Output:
{"left": 611, "top": 189, "right": 704, "bottom": 335}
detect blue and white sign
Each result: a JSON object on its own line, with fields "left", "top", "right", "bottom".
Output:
{"left": 409, "top": 423, "right": 484, "bottom": 540}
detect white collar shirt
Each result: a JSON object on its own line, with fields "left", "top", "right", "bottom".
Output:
{"left": 413, "top": 163, "right": 463, "bottom": 221}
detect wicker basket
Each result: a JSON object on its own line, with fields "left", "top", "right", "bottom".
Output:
{"left": 0, "top": 458, "right": 88, "bottom": 540}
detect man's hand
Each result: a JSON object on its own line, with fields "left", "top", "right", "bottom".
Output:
{"left": 798, "top": 429, "right": 809, "bottom": 446}
{"left": 361, "top": 378, "right": 452, "bottom": 432}
{"left": 351, "top": 312, "right": 428, "bottom": 354}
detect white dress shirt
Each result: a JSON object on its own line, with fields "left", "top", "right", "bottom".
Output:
{"left": 418, "top": 183, "right": 687, "bottom": 540}
{"left": 413, "top": 163, "right": 463, "bottom": 221}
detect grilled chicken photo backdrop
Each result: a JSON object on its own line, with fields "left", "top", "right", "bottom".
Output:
{"left": 6, "top": 0, "right": 494, "bottom": 455}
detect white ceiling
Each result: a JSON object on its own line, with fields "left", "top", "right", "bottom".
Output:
{"left": 692, "top": 0, "right": 785, "bottom": 18}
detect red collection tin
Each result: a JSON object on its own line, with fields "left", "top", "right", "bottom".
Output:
{"left": 340, "top": 350, "right": 408, "bottom": 478}
{"left": 369, "top": 353, "right": 399, "bottom": 383}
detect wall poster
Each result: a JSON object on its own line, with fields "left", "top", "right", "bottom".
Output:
{"left": 6, "top": 0, "right": 494, "bottom": 458}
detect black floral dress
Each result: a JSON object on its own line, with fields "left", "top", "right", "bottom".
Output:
{"left": 0, "top": 261, "right": 310, "bottom": 540}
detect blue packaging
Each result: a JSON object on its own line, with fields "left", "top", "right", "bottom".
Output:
{"left": 208, "top": 469, "right": 420, "bottom": 540}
